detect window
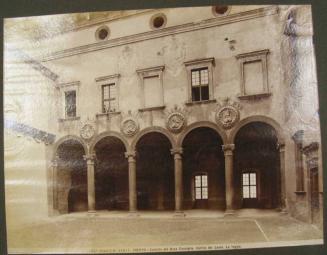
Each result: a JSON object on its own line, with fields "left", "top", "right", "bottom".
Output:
{"left": 242, "top": 172, "right": 257, "bottom": 199}
{"left": 194, "top": 174, "right": 208, "bottom": 200}
{"left": 191, "top": 68, "right": 209, "bottom": 101}
{"left": 236, "top": 49, "right": 270, "bottom": 100}
{"left": 150, "top": 13, "right": 167, "bottom": 30}
{"left": 137, "top": 66, "right": 165, "bottom": 111}
{"left": 184, "top": 58, "right": 215, "bottom": 104}
{"left": 95, "top": 25, "right": 110, "bottom": 41}
{"left": 102, "top": 83, "right": 117, "bottom": 113}
{"left": 65, "top": 90, "right": 76, "bottom": 118}
{"left": 212, "top": 5, "right": 230, "bottom": 16}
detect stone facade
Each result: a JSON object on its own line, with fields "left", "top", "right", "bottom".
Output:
{"left": 4, "top": 5, "right": 323, "bottom": 228}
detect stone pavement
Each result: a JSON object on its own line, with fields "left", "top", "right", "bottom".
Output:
{"left": 6, "top": 209, "right": 323, "bottom": 254}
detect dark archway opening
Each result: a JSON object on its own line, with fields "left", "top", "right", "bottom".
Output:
{"left": 234, "top": 122, "right": 280, "bottom": 209}
{"left": 94, "top": 137, "right": 128, "bottom": 210}
{"left": 57, "top": 140, "right": 87, "bottom": 213}
{"left": 182, "top": 127, "right": 225, "bottom": 210}
{"left": 136, "top": 132, "right": 174, "bottom": 210}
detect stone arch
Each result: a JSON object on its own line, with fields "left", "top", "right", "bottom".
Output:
{"left": 53, "top": 135, "right": 88, "bottom": 159}
{"left": 89, "top": 131, "right": 129, "bottom": 154}
{"left": 229, "top": 116, "right": 284, "bottom": 144}
{"left": 131, "top": 126, "right": 176, "bottom": 151}
{"left": 177, "top": 121, "right": 228, "bottom": 147}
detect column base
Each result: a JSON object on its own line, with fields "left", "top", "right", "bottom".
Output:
{"left": 128, "top": 211, "right": 139, "bottom": 217}
{"left": 87, "top": 210, "right": 97, "bottom": 216}
{"left": 224, "top": 209, "right": 236, "bottom": 217}
{"left": 173, "top": 211, "right": 186, "bottom": 217}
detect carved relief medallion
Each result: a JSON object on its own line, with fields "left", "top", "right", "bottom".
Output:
{"left": 216, "top": 105, "right": 239, "bottom": 129}
{"left": 167, "top": 112, "right": 186, "bottom": 133}
{"left": 121, "top": 118, "right": 139, "bottom": 137}
{"left": 80, "top": 124, "right": 95, "bottom": 140}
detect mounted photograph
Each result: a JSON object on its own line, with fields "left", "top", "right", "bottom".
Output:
{"left": 3, "top": 3, "right": 324, "bottom": 254}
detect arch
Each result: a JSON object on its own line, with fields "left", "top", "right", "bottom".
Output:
{"left": 177, "top": 121, "right": 228, "bottom": 147}
{"left": 131, "top": 126, "right": 176, "bottom": 151}
{"left": 53, "top": 135, "right": 88, "bottom": 159}
{"left": 89, "top": 131, "right": 129, "bottom": 154}
{"left": 229, "top": 116, "right": 284, "bottom": 144}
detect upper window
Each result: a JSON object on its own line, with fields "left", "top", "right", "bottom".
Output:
{"left": 191, "top": 68, "right": 209, "bottom": 102}
{"left": 95, "top": 25, "right": 110, "bottom": 41}
{"left": 65, "top": 90, "right": 76, "bottom": 118}
{"left": 184, "top": 58, "right": 215, "bottom": 104}
{"left": 102, "top": 83, "right": 117, "bottom": 113}
{"left": 195, "top": 173, "right": 208, "bottom": 200}
{"left": 150, "top": 13, "right": 167, "bottom": 30}
{"left": 212, "top": 5, "right": 231, "bottom": 16}
{"left": 242, "top": 172, "right": 257, "bottom": 199}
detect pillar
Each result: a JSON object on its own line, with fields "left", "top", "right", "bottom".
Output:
{"left": 278, "top": 143, "right": 287, "bottom": 213}
{"left": 125, "top": 151, "right": 137, "bottom": 213}
{"left": 83, "top": 154, "right": 96, "bottom": 212}
{"left": 51, "top": 155, "right": 59, "bottom": 211}
{"left": 222, "top": 144, "right": 235, "bottom": 214}
{"left": 171, "top": 147, "right": 183, "bottom": 214}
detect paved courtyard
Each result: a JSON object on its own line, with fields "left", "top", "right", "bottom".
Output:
{"left": 7, "top": 209, "right": 323, "bottom": 254}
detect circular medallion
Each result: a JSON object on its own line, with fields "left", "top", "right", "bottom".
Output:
{"left": 167, "top": 112, "right": 186, "bottom": 133}
{"left": 216, "top": 106, "right": 239, "bottom": 129}
{"left": 80, "top": 124, "right": 95, "bottom": 140}
{"left": 121, "top": 118, "right": 139, "bottom": 137}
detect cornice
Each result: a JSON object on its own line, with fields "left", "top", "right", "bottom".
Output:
{"left": 41, "top": 6, "right": 278, "bottom": 62}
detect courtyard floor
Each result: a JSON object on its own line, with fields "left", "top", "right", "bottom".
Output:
{"left": 6, "top": 209, "right": 323, "bottom": 254}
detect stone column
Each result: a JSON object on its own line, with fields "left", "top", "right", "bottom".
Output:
{"left": 222, "top": 144, "right": 235, "bottom": 214}
{"left": 171, "top": 147, "right": 184, "bottom": 215}
{"left": 83, "top": 154, "right": 96, "bottom": 212}
{"left": 278, "top": 143, "right": 287, "bottom": 213}
{"left": 51, "top": 155, "right": 59, "bottom": 211}
{"left": 125, "top": 151, "right": 137, "bottom": 213}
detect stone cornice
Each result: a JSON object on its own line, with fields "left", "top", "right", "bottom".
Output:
{"left": 95, "top": 74, "right": 120, "bottom": 82}
{"left": 41, "top": 6, "right": 278, "bottom": 62}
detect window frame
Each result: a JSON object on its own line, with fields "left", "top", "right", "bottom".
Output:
{"left": 194, "top": 173, "right": 208, "bottom": 200}
{"left": 184, "top": 58, "right": 215, "bottom": 104}
{"left": 191, "top": 67, "right": 210, "bottom": 102}
{"left": 236, "top": 49, "right": 270, "bottom": 100}
{"left": 101, "top": 83, "right": 118, "bottom": 113}
{"left": 95, "top": 74, "right": 120, "bottom": 115}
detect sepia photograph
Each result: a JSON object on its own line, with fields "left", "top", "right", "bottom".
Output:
{"left": 3, "top": 2, "right": 325, "bottom": 254}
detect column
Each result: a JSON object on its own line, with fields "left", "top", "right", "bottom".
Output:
{"left": 278, "top": 143, "right": 287, "bottom": 213}
{"left": 222, "top": 144, "right": 235, "bottom": 214}
{"left": 171, "top": 147, "right": 183, "bottom": 214}
{"left": 83, "top": 154, "right": 96, "bottom": 212}
{"left": 125, "top": 151, "right": 137, "bottom": 213}
{"left": 51, "top": 155, "right": 59, "bottom": 211}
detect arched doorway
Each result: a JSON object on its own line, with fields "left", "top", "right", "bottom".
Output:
{"left": 135, "top": 132, "right": 174, "bottom": 210}
{"left": 56, "top": 139, "right": 87, "bottom": 213}
{"left": 94, "top": 136, "right": 128, "bottom": 210}
{"left": 234, "top": 122, "right": 280, "bottom": 209}
{"left": 182, "top": 127, "right": 225, "bottom": 210}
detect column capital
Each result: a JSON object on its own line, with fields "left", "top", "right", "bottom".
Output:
{"left": 83, "top": 154, "right": 96, "bottom": 164}
{"left": 222, "top": 144, "right": 235, "bottom": 155}
{"left": 277, "top": 143, "right": 285, "bottom": 152}
{"left": 171, "top": 147, "right": 183, "bottom": 155}
{"left": 125, "top": 150, "right": 136, "bottom": 159}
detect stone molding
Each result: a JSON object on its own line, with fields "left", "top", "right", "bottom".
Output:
{"left": 171, "top": 147, "right": 183, "bottom": 155}
{"left": 95, "top": 73, "right": 120, "bottom": 82}
{"left": 42, "top": 6, "right": 278, "bottom": 61}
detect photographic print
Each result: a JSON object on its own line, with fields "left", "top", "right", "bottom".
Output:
{"left": 3, "top": 3, "right": 324, "bottom": 254}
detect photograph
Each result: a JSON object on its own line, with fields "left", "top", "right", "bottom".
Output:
{"left": 3, "top": 2, "right": 324, "bottom": 254}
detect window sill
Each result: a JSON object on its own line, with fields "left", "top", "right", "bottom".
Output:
{"left": 295, "top": 191, "right": 306, "bottom": 195}
{"left": 185, "top": 99, "right": 216, "bottom": 106}
{"left": 58, "top": 116, "right": 80, "bottom": 122}
{"left": 96, "top": 111, "right": 121, "bottom": 118}
{"left": 238, "top": 92, "right": 271, "bottom": 100}
{"left": 138, "top": 105, "right": 166, "bottom": 112}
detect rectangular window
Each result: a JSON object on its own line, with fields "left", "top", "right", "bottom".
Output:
{"left": 65, "top": 90, "right": 76, "bottom": 118}
{"left": 191, "top": 68, "right": 209, "bottom": 102}
{"left": 102, "top": 83, "right": 117, "bottom": 113}
{"left": 195, "top": 173, "right": 208, "bottom": 199}
{"left": 143, "top": 75, "right": 162, "bottom": 108}
{"left": 242, "top": 172, "right": 257, "bottom": 199}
